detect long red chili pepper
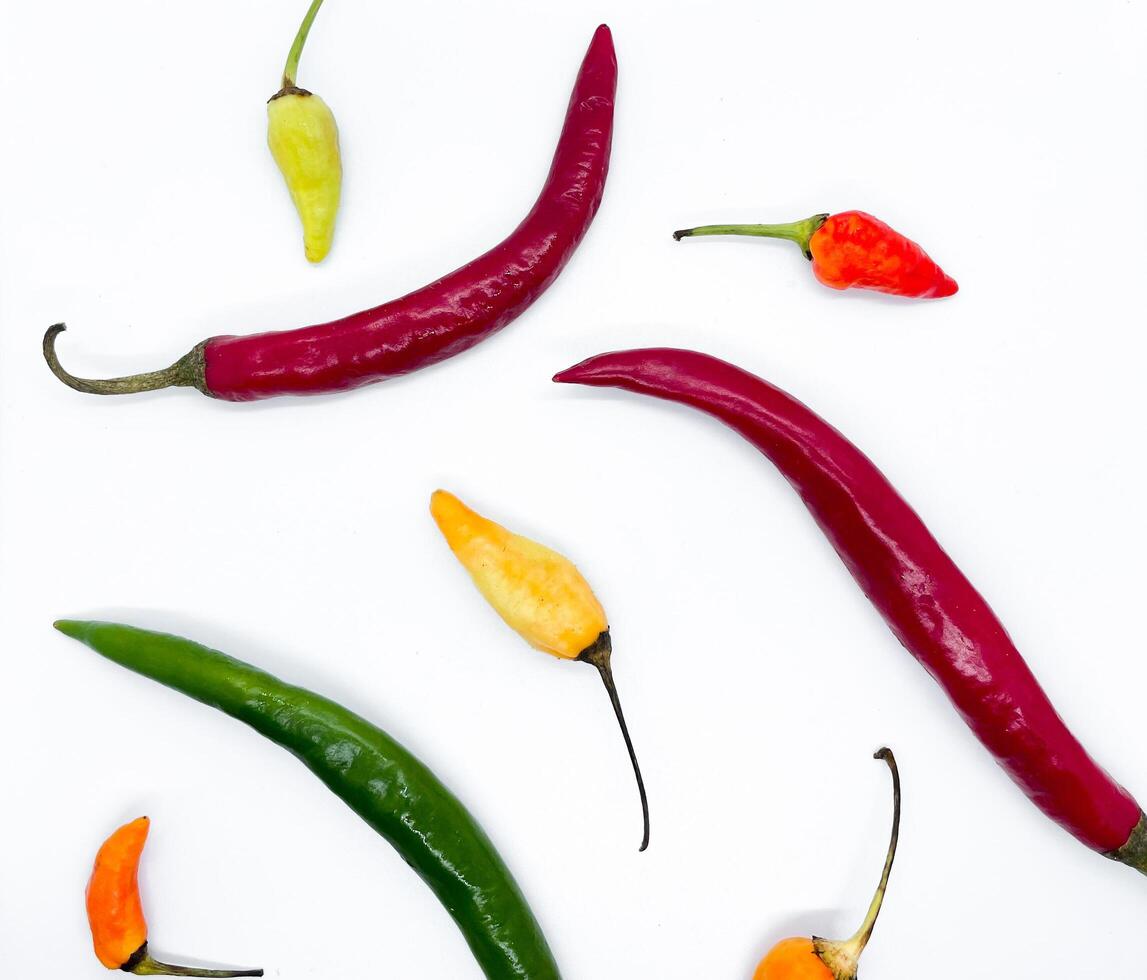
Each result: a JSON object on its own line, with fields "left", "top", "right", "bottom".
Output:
{"left": 554, "top": 347, "right": 1147, "bottom": 873}
{"left": 43, "top": 26, "right": 616, "bottom": 402}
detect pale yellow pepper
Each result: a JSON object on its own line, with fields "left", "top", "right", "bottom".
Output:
{"left": 431, "top": 489, "right": 650, "bottom": 850}
{"left": 268, "top": 0, "right": 342, "bottom": 263}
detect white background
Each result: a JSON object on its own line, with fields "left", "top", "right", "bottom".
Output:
{"left": 2, "top": 1, "right": 1146, "bottom": 977}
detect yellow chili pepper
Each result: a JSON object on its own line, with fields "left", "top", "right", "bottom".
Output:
{"left": 267, "top": 0, "right": 342, "bottom": 263}
{"left": 430, "top": 489, "right": 650, "bottom": 850}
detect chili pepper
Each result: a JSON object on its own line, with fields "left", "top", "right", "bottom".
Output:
{"left": 753, "top": 750, "right": 900, "bottom": 980}
{"left": 554, "top": 347, "right": 1147, "bottom": 873}
{"left": 268, "top": 0, "right": 341, "bottom": 263}
{"left": 41, "top": 25, "right": 615, "bottom": 401}
{"left": 57, "top": 620, "right": 561, "bottom": 980}
{"left": 87, "top": 816, "right": 263, "bottom": 977}
{"left": 673, "top": 211, "right": 957, "bottom": 298}
{"left": 430, "top": 489, "right": 650, "bottom": 851}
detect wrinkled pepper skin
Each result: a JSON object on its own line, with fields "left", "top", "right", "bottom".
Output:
{"left": 56, "top": 620, "right": 562, "bottom": 980}
{"left": 44, "top": 26, "right": 615, "bottom": 401}
{"left": 555, "top": 348, "right": 1147, "bottom": 870}
{"left": 809, "top": 211, "right": 957, "bottom": 298}
{"left": 268, "top": 90, "right": 341, "bottom": 263}
{"left": 87, "top": 817, "right": 151, "bottom": 970}
{"left": 430, "top": 489, "right": 608, "bottom": 659}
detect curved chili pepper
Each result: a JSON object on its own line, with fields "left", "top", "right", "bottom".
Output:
{"left": 43, "top": 25, "right": 616, "bottom": 401}
{"left": 673, "top": 211, "right": 957, "bottom": 298}
{"left": 554, "top": 347, "right": 1147, "bottom": 873}
{"left": 754, "top": 749, "right": 900, "bottom": 980}
{"left": 57, "top": 620, "right": 562, "bottom": 979}
{"left": 87, "top": 816, "right": 262, "bottom": 977}
{"left": 430, "top": 489, "right": 650, "bottom": 850}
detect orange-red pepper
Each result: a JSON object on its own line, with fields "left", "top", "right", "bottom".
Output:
{"left": 674, "top": 210, "right": 957, "bottom": 299}
{"left": 86, "top": 816, "right": 263, "bottom": 977}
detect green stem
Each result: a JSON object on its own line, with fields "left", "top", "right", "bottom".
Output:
{"left": 126, "top": 945, "right": 262, "bottom": 977}
{"left": 578, "top": 631, "right": 650, "bottom": 852}
{"left": 672, "top": 213, "right": 829, "bottom": 260}
{"left": 282, "top": 0, "right": 326, "bottom": 89}
{"left": 812, "top": 748, "right": 901, "bottom": 980}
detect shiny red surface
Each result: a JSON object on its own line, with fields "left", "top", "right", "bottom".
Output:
{"left": 555, "top": 347, "right": 1139, "bottom": 852}
{"left": 810, "top": 211, "right": 958, "bottom": 298}
{"left": 204, "top": 26, "right": 616, "bottom": 401}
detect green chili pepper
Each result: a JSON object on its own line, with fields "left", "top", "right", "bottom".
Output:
{"left": 55, "top": 620, "right": 561, "bottom": 980}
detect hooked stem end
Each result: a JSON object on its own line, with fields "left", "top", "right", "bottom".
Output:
{"left": 42, "top": 324, "right": 209, "bottom": 397}
{"left": 811, "top": 747, "right": 901, "bottom": 980}
{"left": 123, "top": 943, "right": 263, "bottom": 977}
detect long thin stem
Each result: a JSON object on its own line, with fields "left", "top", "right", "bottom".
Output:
{"left": 128, "top": 946, "right": 262, "bottom": 977}
{"left": 579, "top": 632, "right": 650, "bottom": 852}
{"left": 42, "top": 324, "right": 207, "bottom": 396}
{"left": 672, "top": 214, "right": 829, "bottom": 259}
{"left": 813, "top": 748, "right": 901, "bottom": 980}
{"left": 846, "top": 748, "right": 900, "bottom": 953}
{"left": 282, "top": 0, "right": 326, "bottom": 89}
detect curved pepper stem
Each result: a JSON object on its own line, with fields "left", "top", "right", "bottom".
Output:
{"left": 672, "top": 214, "right": 829, "bottom": 260}
{"left": 578, "top": 631, "right": 651, "bottom": 852}
{"left": 125, "top": 943, "right": 262, "bottom": 977}
{"left": 42, "top": 324, "right": 208, "bottom": 396}
{"left": 812, "top": 748, "right": 901, "bottom": 980}
{"left": 281, "top": 0, "right": 325, "bottom": 90}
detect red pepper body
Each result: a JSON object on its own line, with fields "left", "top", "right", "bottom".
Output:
{"left": 555, "top": 348, "right": 1141, "bottom": 855}
{"left": 809, "top": 211, "right": 957, "bottom": 298}
{"left": 211, "top": 28, "right": 614, "bottom": 401}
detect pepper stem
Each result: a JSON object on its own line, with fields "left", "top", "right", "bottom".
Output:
{"left": 672, "top": 214, "right": 829, "bottom": 260}
{"left": 42, "top": 324, "right": 208, "bottom": 396}
{"left": 812, "top": 748, "right": 901, "bottom": 980}
{"left": 282, "top": 0, "right": 326, "bottom": 90}
{"left": 578, "top": 631, "right": 650, "bottom": 852}
{"left": 125, "top": 944, "right": 262, "bottom": 977}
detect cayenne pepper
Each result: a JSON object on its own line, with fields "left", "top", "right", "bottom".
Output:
{"left": 87, "top": 816, "right": 263, "bottom": 977}
{"left": 673, "top": 211, "right": 957, "bottom": 298}
{"left": 43, "top": 25, "right": 616, "bottom": 401}
{"left": 554, "top": 347, "right": 1147, "bottom": 871}
{"left": 58, "top": 620, "right": 562, "bottom": 979}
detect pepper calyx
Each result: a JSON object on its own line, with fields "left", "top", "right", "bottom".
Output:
{"left": 1107, "top": 811, "right": 1147, "bottom": 877}
{"left": 268, "top": 84, "right": 313, "bottom": 103}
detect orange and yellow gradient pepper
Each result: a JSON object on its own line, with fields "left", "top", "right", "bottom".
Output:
{"left": 431, "top": 489, "right": 650, "bottom": 850}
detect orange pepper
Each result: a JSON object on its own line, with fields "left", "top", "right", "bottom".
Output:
{"left": 86, "top": 816, "right": 263, "bottom": 977}
{"left": 753, "top": 749, "right": 901, "bottom": 980}
{"left": 430, "top": 489, "right": 650, "bottom": 850}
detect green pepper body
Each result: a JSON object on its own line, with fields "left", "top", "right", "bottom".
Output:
{"left": 56, "top": 620, "right": 561, "bottom": 980}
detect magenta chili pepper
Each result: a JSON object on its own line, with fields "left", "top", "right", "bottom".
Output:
{"left": 44, "top": 26, "right": 616, "bottom": 402}
{"left": 554, "top": 347, "right": 1147, "bottom": 873}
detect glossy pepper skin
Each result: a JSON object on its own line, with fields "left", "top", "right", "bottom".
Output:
{"left": 87, "top": 816, "right": 263, "bottom": 977}
{"left": 57, "top": 620, "right": 562, "bottom": 980}
{"left": 43, "top": 26, "right": 616, "bottom": 401}
{"left": 555, "top": 348, "right": 1147, "bottom": 871}
{"left": 673, "top": 210, "right": 957, "bottom": 298}
{"left": 268, "top": 0, "right": 341, "bottom": 263}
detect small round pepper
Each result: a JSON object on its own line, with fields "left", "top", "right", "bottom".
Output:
{"left": 674, "top": 211, "right": 957, "bottom": 298}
